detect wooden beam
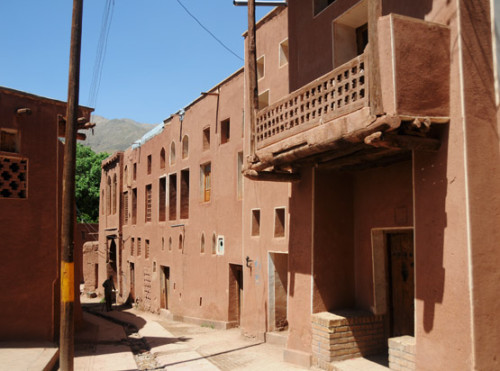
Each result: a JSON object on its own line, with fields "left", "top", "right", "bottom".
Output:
{"left": 364, "top": 132, "right": 441, "bottom": 151}
{"left": 243, "top": 169, "right": 301, "bottom": 182}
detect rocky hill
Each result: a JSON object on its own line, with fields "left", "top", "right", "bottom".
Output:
{"left": 80, "top": 115, "right": 158, "bottom": 154}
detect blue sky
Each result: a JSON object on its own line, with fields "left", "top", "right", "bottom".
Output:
{"left": 0, "top": 0, "right": 270, "bottom": 124}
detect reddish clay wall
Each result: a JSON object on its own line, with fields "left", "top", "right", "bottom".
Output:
{"left": 287, "top": 0, "right": 361, "bottom": 91}
{"left": 313, "top": 170, "right": 355, "bottom": 312}
{"left": 0, "top": 88, "right": 91, "bottom": 342}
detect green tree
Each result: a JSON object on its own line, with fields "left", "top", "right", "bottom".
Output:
{"left": 75, "top": 144, "right": 109, "bottom": 223}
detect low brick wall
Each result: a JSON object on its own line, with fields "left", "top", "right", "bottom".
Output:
{"left": 311, "top": 310, "right": 386, "bottom": 369}
{"left": 388, "top": 336, "right": 415, "bottom": 370}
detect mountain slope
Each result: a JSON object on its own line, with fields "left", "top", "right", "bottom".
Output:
{"left": 80, "top": 115, "right": 158, "bottom": 154}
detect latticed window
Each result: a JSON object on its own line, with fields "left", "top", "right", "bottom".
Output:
{"left": 130, "top": 237, "right": 135, "bottom": 256}
{"left": 0, "top": 156, "right": 27, "bottom": 199}
{"left": 132, "top": 188, "right": 137, "bottom": 224}
{"left": 137, "top": 238, "right": 142, "bottom": 256}
{"left": 145, "top": 184, "right": 152, "bottom": 222}
{"left": 145, "top": 239, "right": 150, "bottom": 259}
{"left": 123, "top": 191, "right": 129, "bottom": 224}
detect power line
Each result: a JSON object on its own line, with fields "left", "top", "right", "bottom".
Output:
{"left": 88, "top": 0, "right": 115, "bottom": 109}
{"left": 175, "top": 0, "right": 244, "bottom": 62}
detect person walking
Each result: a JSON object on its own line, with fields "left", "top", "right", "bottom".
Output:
{"left": 103, "top": 276, "right": 115, "bottom": 311}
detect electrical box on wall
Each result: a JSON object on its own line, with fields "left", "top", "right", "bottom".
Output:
{"left": 217, "top": 235, "right": 225, "bottom": 255}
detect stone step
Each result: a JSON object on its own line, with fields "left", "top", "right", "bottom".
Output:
{"left": 330, "top": 355, "right": 389, "bottom": 371}
{"left": 266, "top": 331, "right": 288, "bottom": 347}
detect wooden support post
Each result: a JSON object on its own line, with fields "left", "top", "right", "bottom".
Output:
{"left": 60, "top": 0, "right": 83, "bottom": 370}
{"left": 368, "top": 0, "right": 383, "bottom": 115}
{"left": 247, "top": 0, "right": 259, "bottom": 162}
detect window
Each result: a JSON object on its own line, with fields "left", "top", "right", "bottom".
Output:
{"left": 0, "top": 129, "right": 19, "bottom": 153}
{"left": 131, "top": 237, "right": 135, "bottom": 255}
{"left": 169, "top": 236, "right": 172, "bottom": 251}
{"left": 101, "top": 190, "right": 105, "bottom": 214}
{"left": 274, "top": 208, "right": 286, "bottom": 237}
{"left": 237, "top": 152, "right": 243, "bottom": 200}
{"left": 314, "top": 0, "right": 336, "bottom": 16}
{"left": 123, "top": 191, "right": 129, "bottom": 224}
{"left": 112, "top": 174, "right": 117, "bottom": 214}
{"left": 200, "top": 233, "right": 205, "bottom": 253}
{"left": 332, "top": 1, "right": 368, "bottom": 67}
{"left": 145, "top": 184, "right": 152, "bottom": 222}
{"left": 106, "top": 177, "right": 111, "bottom": 215}
{"left": 203, "top": 127, "right": 210, "bottom": 151}
{"left": 212, "top": 233, "right": 217, "bottom": 255}
{"left": 221, "top": 119, "right": 230, "bottom": 144}
{"left": 279, "top": 39, "right": 289, "bottom": 67}
{"left": 257, "top": 56, "right": 265, "bottom": 79}
{"left": 179, "top": 234, "right": 183, "bottom": 250}
{"left": 159, "top": 177, "right": 166, "bottom": 222}
{"left": 162, "top": 237, "right": 165, "bottom": 251}
{"left": 124, "top": 166, "right": 128, "bottom": 187}
{"left": 133, "top": 163, "right": 137, "bottom": 180}
{"left": 258, "top": 90, "right": 270, "bottom": 110}
{"left": 356, "top": 23, "right": 368, "bottom": 55}
{"left": 200, "top": 163, "right": 211, "bottom": 202}
{"left": 145, "top": 239, "right": 150, "bottom": 259}
{"left": 169, "top": 173, "right": 177, "bottom": 220}
{"left": 147, "top": 155, "right": 152, "bottom": 174}
{"left": 180, "top": 169, "right": 189, "bottom": 219}
{"left": 160, "top": 148, "right": 166, "bottom": 169}
{"left": 0, "top": 156, "right": 28, "bottom": 199}
{"left": 132, "top": 188, "right": 137, "bottom": 224}
{"left": 251, "top": 209, "right": 261, "bottom": 236}
{"left": 170, "top": 142, "right": 176, "bottom": 165}
{"left": 182, "top": 135, "right": 189, "bottom": 159}
{"left": 137, "top": 238, "right": 142, "bottom": 256}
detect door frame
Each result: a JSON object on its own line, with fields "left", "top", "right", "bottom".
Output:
{"left": 371, "top": 227, "right": 414, "bottom": 316}
{"left": 268, "top": 251, "right": 289, "bottom": 332}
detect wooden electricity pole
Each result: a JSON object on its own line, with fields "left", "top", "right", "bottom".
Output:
{"left": 60, "top": 0, "right": 83, "bottom": 370}
{"left": 247, "top": 0, "right": 258, "bottom": 161}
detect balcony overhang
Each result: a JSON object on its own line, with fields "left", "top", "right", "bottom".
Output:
{"left": 245, "top": 14, "right": 450, "bottom": 178}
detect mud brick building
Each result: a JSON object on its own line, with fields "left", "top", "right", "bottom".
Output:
{"left": 98, "top": 1, "right": 500, "bottom": 369}
{"left": 0, "top": 87, "right": 92, "bottom": 342}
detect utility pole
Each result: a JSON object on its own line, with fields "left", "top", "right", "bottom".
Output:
{"left": 247, "top": 0, "right": 258, "bottom": 161}
{"left": 60, "top": 0, "right": 83, "bottom": 370}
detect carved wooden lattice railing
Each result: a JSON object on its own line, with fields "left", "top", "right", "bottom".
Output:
{"left": 255, "top": 54, "right": 368, "bottom": 149}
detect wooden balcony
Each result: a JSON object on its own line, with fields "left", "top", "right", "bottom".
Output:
{"left": 247, "top": 14, "right": 450, "bottom": 178}
{"left": 256, "top": 54, "right": 368, "bottom": 150}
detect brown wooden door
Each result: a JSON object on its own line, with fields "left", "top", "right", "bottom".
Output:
{"left": 229, "top": 264, "right": 243, "bottom": 325}
{"left": 160, "top": 266, "right": 170, "bottom": 309}
{"left": 130, "top": 263, "right": 135, "bottom": 300}
{"left": 388, "top": 232, "right": 414, "bottom": 337}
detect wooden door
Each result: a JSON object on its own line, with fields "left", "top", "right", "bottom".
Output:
{"left": 388, "top": 232, "right": 414, "bottom": 337}
{"left": 229, "top": 264, "right": 243, "bottom": 325}
{"left": 130, "top": 263, "right": 135, "bottom": 300}
{"left": 160, "top": 266, "right": 170, "bottom": 309}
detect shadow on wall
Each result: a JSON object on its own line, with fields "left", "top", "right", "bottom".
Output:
{"left": 414, "top": 125, "right": 448, "bottom": 333}
{"left": 381, "top": 0, "right": 435, "bottom": 19}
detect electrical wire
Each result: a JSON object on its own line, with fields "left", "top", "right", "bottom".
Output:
{"left": 175, "top": 0, "right": 244, "bottom": 62}
{"left": 88, "top": 0, "right": 115, "bottom": 110}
